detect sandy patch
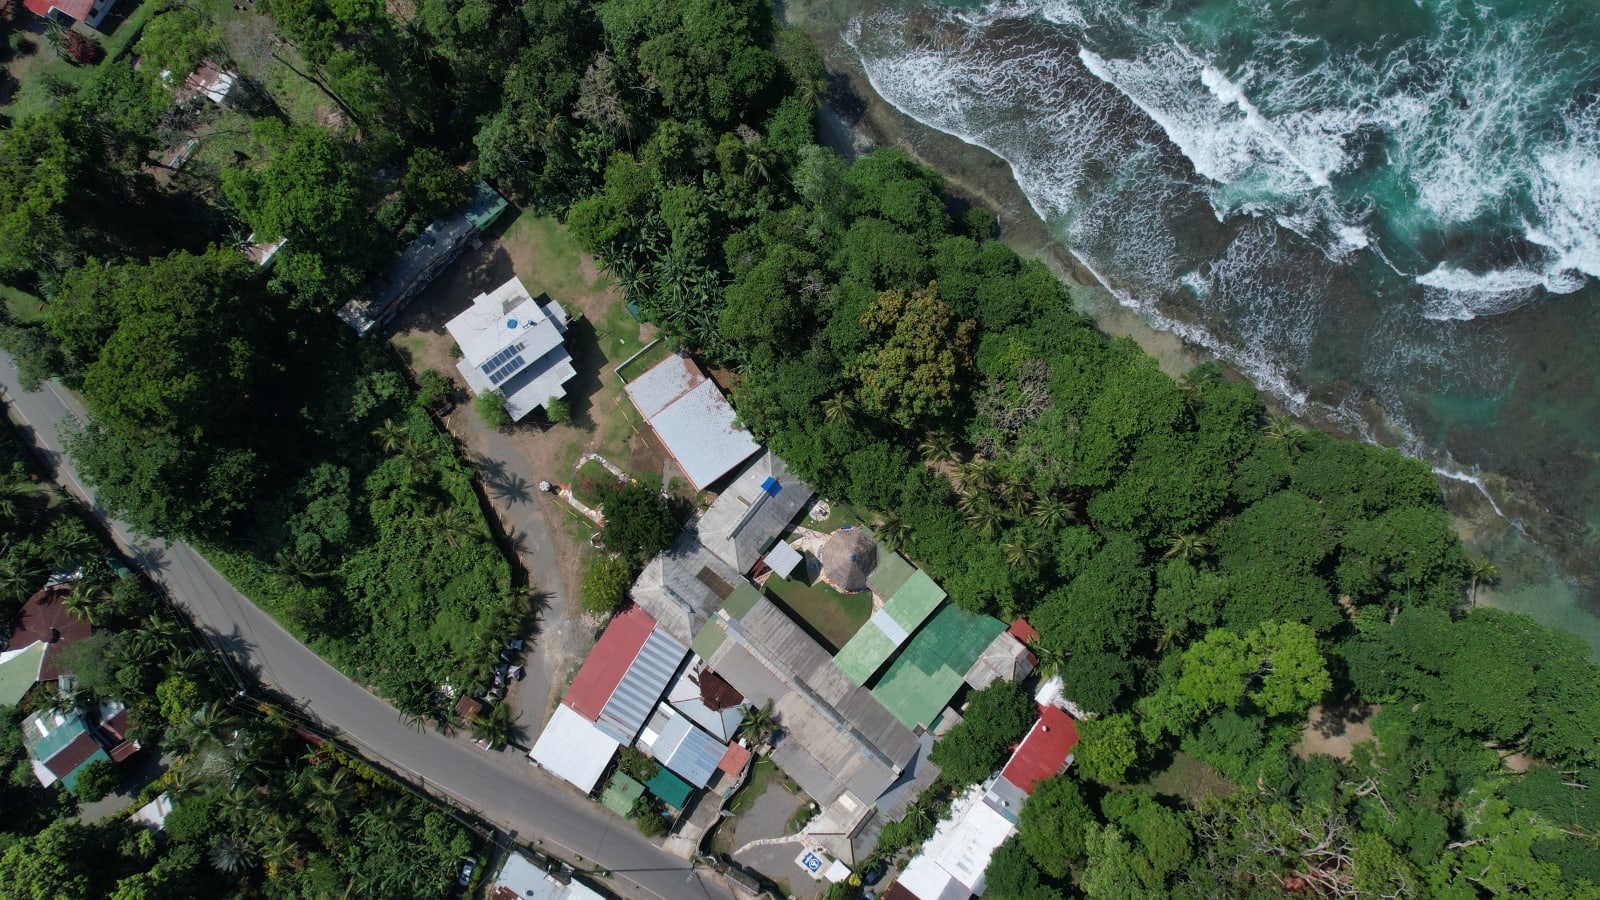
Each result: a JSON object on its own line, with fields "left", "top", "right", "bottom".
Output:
{"left": 1294, "top": 700, "right": 1377, "bottom": 762}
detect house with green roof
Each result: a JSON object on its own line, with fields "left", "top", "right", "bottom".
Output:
{"left": 834, "top": 566, "right": 947, "bottom": 686}
{"left": 22, "top": 708, "right": 111, "bottom": 792}
{"left": 644, "top": 767, "right": 694, "bottom": 810}
{"left": 871, "top": 605, "right": 1007, "bottom": 730}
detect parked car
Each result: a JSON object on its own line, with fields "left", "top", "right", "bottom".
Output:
{"left": 508, "top": 638, "right": 526, "bottom": 652}
{"left": 499, "top": 649, "right": 516, "bottom": 664}
{"left": 509, "top": 665, "right": 526, "bottom": 681}
{"left": 457, "top": 857, "right": 476, "bottom": 887}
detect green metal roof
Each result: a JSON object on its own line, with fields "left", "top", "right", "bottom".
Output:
{"left": 722, "top": 582, "right": 763, "bottom": 620}
{"left": 833, "top": 623, "right": 898, "bottom": 686}
{"left": 0, "top": 642, "right": 46, "bottom": 707}
{"left": 883, "top": 571, "right": 946, "bottom": 631}
{"left": 463, "top": 181, "right": 509, "bottom": 231}
{"left": 644, "top": 767, "right": 694, "bottom": 809}
{"left": 691, "top": 620, "right": 727, "bottom": 660}
{"left": 871, "top": 605, "right": 1005, "bottom": 729}
{"left": 867, "top": 547, "right": 916, "bottom": 597}
{"left": 601, "top": 773, "right": 645, "bottom": 817}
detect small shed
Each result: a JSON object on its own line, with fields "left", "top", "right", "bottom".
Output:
{"left": 644, "top": 767, "right": 694, "bottom": 810}
{"left": 600, "top": 772, "right": 645, "bottom": 817}
{"left": 819, "top": 528, "right": 877, "bottom": 594}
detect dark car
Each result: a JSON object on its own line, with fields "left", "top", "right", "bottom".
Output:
{"left": 457, "top": 857, "right": 476, "bottom": 887}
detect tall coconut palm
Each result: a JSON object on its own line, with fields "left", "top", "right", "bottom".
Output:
{"left": 397, "top": 438, "right": 436, "bottom": 479}
{"left": 1164, "top": 532, "right": 1211, "bottom": 564}
{"left": 1034, "top": 643, "right": 1069, "bottom": 679}
{"left": 955, "top": 458, "right": 997, "bottom": 494}
{"left": 210, "top": 836, "right": 252, "bottom": 875}
{"left": 1003, "top": 534, "right": 1044, "bottom": 571}
{"left": 965, "top": 498, "right": 1006, "bottom": 539}
{"left": 874, "top": 514, "right": 910, "bottom": 553}
{"left": 737, "top": 699, "right": 779, "bottom": 745}
{"left": 61, "top": 579, "right": 103, "bottom": 626}
{"left": 0, "top": 477, "right": 32, "bottom": 524}
{"left": 470, "top": 701, "right": 518, "bottom": 750}
{"left": 1468, "top": 557, "right": 1501, "bottom": 609}
{"left": 1033, "top": 495, "right": 1075, "bottom": 530}
{"left": 1263, "top": 412, "right": 1306, "bottom": 452}
{"left": 427, "top": 504, "right": 476, "bottom": 549}
{"left": 371, "top": 418, "right": 407, "bottom": 454}
{"left": 821, "top": 393, "right": 857, "bottom": 425}
{"left": 918, "top": 432, "right": 957, "bottom": 468}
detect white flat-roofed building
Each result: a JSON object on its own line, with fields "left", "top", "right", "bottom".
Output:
{"left": 897, "top": 785, "right": 1017, "bottom": 899}
{"left": 447, "top": 276, "right": 576, "bottom": 422}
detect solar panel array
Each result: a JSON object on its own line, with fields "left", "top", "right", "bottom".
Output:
{"left": 486, "top": 355, "right": 526, "bottom": 386}
{"left": 479, "top": 343, "right": 523, "bottom": 376}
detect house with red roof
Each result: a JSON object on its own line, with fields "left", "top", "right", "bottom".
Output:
{"left": 9, "top": 585, "right": 93, "bottom": 682}
{"left": 22, "top": 0, "right": 117, "bottom": 30}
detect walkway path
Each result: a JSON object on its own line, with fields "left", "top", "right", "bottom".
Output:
{"left": 0, "top": 354, "right": 730, "bottom": 900}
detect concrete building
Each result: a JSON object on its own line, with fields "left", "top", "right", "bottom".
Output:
{"left": 447, "top": 275, "right": 575, "bottom": 422}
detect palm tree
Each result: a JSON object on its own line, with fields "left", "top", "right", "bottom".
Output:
{"left": 43, "top": 19, "right": 67, "bottom": 59}
{"left": 821, "top": 393, "right": 857, "bottom": 425}
{"left": 743, "top": 142, "right": 775, "bottom": 183}
{"left": 954, "top": 458, "right": 997, "bottom": 494}
{"left": 737, "top": 699, "right": 779, "bottom": 745}
{"left": 965, "top": 498, "right": 1006, "bottom": 539}
{"left": 874, "top": 514, "right": 910, "bottom": 553}
{"left": 903, "top": 797, "right": 933, "bottom": 830}
{"left": 1034, "top": 643, "right": 1069, "bottom": 679}
{"left": 1003, "top": 534, "right": 1044, "bottom": 570}
{"left": 0, "top": 477, "right": 32, "bottom": 524}
{"left": 1032, "top": 495, "right": 1075, "bottom": 530}
{"left": 209, "top": 836, "right": 252, "bottom": 875}
{"left": 427, "top": 504, "right": 476, "bottom": 549}
{"left": 1164, "top": 532, "right": 1211, "bottom": 563}
{"left": 470, "top": 701, "right": 517, "bottom": 750}
{"left": 371, "top": 418, "right": 407, "bottom": 454}
{"left": 795, "top": 75, "right": 829, "bottom": 112}
{"left": 397, "top": 438, "right": 436, "bottom": 478}
{"left": 997, "top": 479, "right": 1031, "bottom": 519}
{"left": 918, "top": 433, "right": 957, "bottom": 469}
{"left": 1468, "top": 557, "right": 1500, "bottom": 609}
{"left": 1262, "top": 412, "right": 1306, "bottom": 451}
{"left": 218, "top": 786, "right": 257, "bottom": 825}
{"left": 61, "top": 580, "right": 102, "bottom": 626}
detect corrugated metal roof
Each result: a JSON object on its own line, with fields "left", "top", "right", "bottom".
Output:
{"left": 999, "top": 705, "right": 1079, "bottom": 795}
{"left": 872, "top": 606, "right": 1006, "bottom": 730}
{"left": 623, "top": 355, "right": 759, "bottom": 490}
{"left": 697, "top": 451, "right": 814, "bottom": 573}
{"left": 647, "top": 705, "right": 724, "bottom": 788}
{"left": 564, "top": 604, "right": 657, "bottom": 722}
{"left": 529, "top": 705, "right": 621, "bottom": 793}
{"left": 595, "top": 629, "right": 689, "bottom": 743}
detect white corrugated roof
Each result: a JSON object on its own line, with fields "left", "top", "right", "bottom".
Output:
{"left": 623, "top": 354, "right": 760, "bottom": 490}
{"left": 529, "top": 705, "right": 621, "bottom": 793}
{"left": 595, "top": 629, "right": 689, "bottom": 743}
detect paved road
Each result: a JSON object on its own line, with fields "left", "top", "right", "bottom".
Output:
{"left": 0, "top": 356, "right": 730, "bottom": 900}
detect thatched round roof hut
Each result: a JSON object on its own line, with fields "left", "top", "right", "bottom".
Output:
{"left": 820, "top": 528, "right": 877, "bottom": 594}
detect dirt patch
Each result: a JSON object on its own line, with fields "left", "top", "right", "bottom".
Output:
{"left": 1294, "top": 699, "right": 1378, "bottom": 762}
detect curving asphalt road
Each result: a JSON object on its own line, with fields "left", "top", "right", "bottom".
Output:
{"left": 0, "top": 354, "right": 729, "bottom": 900}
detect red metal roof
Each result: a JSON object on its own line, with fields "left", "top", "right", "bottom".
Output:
{"left": 562, "top": 603, "right": 657, "bottom": 721}
{"left": 1006, "top": 618, "right": 1038, "bottom": 644}
{"left": 44, "top": 731, "right": 104, "bottom": 779}
{"left": 22, "top": 0, "right": 96, "bottom": 22}
{"left": 716, "top": 742, "right": 752, "bottom": 778}
{"left": 999, "top": 705, "right": 1078, "bottom": 795}
{"left": 10, "top": 587, "right": 92, "bottom": 682}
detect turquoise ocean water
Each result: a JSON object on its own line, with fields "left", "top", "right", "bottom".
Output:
{"left": 812, "top": 0, "right": 1600, "bottom": 645}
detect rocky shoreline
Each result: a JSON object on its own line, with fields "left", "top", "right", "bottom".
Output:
{"left": 793, "top": 8, "right": 1600, "bottom": 653}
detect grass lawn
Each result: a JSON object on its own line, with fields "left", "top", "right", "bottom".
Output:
{"left": 3, "top": 0, "right": 159, "bottom": 119}
{"left": 614, "top": 339, "right": 672, "bottom": 383}
{"left": 801, "top": 500, "right": 871, "bottom": 535}
{"left": 764, "top": 573, "right": 872, "bottom": 653}
{"left": 1, "top": 285, "right": 46, "bottom": 324}
{"left": 1143, "top": 752, "right": 1236, "bottom": 803}
{"left": 570, "top": 458, "right": 622, "bottom": 508}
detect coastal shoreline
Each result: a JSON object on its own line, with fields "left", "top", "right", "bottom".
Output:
{"left": 797, "top": 11, "right": 1600, "bottom": 653}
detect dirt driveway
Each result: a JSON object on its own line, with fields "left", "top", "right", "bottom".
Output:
{"left": 387, "top": 210, "right": 664, "bottom": 720}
